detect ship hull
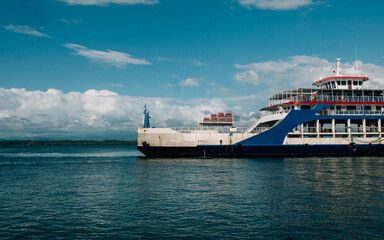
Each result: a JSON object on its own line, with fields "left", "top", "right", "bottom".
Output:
{"left": 137, "top": 144, "right": 384, "bottom": 158}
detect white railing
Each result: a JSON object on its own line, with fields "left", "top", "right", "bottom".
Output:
{"left": 250, "top": 127, "right": 271, "bottom": 134}
{"left": 318, "top": 110, "right": 384, "bottom": 116}
{"left": 171, "top": 126, "right": 249, "bottom": 134}
{"left": 270, "top": 95, "right": 384, "bottom": 106}
{"left": 289, "top": 126, "right": 380, "bottom": 134}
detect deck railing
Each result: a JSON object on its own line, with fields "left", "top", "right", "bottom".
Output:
{"left": 290, "top": 126, "right": 380, "bottom": 134}
{"left": 171, "top": 126, "right": 274, "bottom": 134}
{"left": 318, "top": 110, "right": 384, "bottom": 116}
{"left": 270, "top": 95, "right": 384, "bottom": 106}
{"left": 171, "top": 126, "right": 249, "bottom": 134}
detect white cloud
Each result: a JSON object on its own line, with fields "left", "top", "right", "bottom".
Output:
{"left": 234, "top": 56, "right": 384, "bottom": 90}
{"left": 109, "top": 83, "right": 123, "bottom": 87}
{"left": 60, "top": 18, "right": 70, "bottom": 24}
{"left": 178, "top": 78, "right": 201, "bottom": 87}
{"left": 61, "top": 18, "right": 79, "bottom": 24}
{"left": 157, "top": 56, "right": 171, "bottom": 61}
{"left": 238, "top": 0, "right": 314, "bottom": 10}
{"left": 63, "top": 43, "right": 151, "bottom": 67}
{"left": 59, "top": 0, "right": 158, "bottom": 6}
{"left": 190, "top": 60, "right": 206, "bottom": 66}
{"left": 206, "top": 86, "right": 232, "bottom": 95}
{"left": 235, "top": 56, "right": 330, "bottom": 88}
{"left": 0, "top": 88, "right": 245, "bottom": 139}
{"left": 3, "top": 25, "right": 52, "bottom": 39}
{"left": 234, "top": 70, "right": 260, "bottom": 85}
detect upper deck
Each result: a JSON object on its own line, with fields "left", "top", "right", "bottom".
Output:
{"left": 312, "top": 58, "right": 368, "bottom": 90}
{"left": 263, "top": 58, "right": 381, "bottom": 110}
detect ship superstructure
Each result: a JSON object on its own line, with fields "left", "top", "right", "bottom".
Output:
{"left": 138, "top": 59, "right": 384, "bottom": 157}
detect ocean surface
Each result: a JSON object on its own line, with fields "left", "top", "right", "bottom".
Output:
{"left": 1, "top": 144, "right": 383, "bottom": 239}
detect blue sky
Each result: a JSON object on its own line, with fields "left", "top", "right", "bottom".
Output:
{"left": 2, "top": 0, "right": 384, "bottom": 139}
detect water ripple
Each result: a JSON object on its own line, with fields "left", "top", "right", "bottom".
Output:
{"left": 0, "top": 146, "right": 383, "bottom": 239}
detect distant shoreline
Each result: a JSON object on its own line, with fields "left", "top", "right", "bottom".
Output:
{"left": 0, "top": 140, "right": 137, "bottom": 146}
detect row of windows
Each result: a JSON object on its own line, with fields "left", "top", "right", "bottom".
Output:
{"left": 320, "top": 80, "right": 362, "bottom": 89}
{"left": 337, "top": 80, "right": 362, "bottom": 86}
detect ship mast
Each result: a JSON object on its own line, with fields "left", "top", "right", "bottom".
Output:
{"left": 336, "top": 58, "right": 342, "bottom": 76}
{"left": 143, "top": 103, "right": 150, "bottom": 128}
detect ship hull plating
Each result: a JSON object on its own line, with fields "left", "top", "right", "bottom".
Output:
{"left": 137, "top": 144, "right": 384, "bottom": 158}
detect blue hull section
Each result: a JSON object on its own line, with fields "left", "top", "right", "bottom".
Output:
{"left": 137, "top": 144, "right": 384, "bottom": 158}
{"left": 238, "top": 105, "right": 384, "bottom": 146}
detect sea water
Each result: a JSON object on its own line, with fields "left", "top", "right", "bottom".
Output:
{"left": 0, "top": 145, "right": 383, "bottom": 239}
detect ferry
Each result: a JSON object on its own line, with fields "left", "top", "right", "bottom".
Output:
{"left": 137, "top": 59, "right": 384, "bottom": 157}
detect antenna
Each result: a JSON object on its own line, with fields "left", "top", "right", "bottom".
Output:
{"left": 355, "top": 45, "right": 358, "bottom": 75}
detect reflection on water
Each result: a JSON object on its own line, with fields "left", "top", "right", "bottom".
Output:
{"left": 0, "top": 145, "right": 383, "bottom": 239}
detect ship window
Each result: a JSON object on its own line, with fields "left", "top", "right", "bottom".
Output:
{"left": 366, "top": 120, "right": 378, "bottom": 133}
{"left": 359, "top": 81, "right": 362, "bottom": 85}
{"left": 351, "top": 134, "right": 364, "bottom": 138}
{"left": 337, "top": 81, "right": 341, "bottom": 85}
{"left": 304, "top": 135, "right": 317, "bottom": 138}
{"left": 303, "top": 121, "right": 316, "bottom": 133}
{"left": 366, "top": 134, "right": 379, "bottom": 138}
{"left": 350, "top": 120, "right": 363, "bottom": 133}
{"left": 301, "top": 105, "right": 311, "bottom": 110}
{"left": 258, "top": 120, "right": 278, "bottom": 128}
{"left": 353, "top": 81, "right": 357, "bottom": 85}
{"left": 319, "top": 120, "right": 332, "bottom": 133}
{"left": 287, "top": 134, "right": 301, "bottom": 138}
{"left": 342, "top": 81, "right": 346, "bottom": 85}
{"left": 336, "top": 134, "right": 348, "bottom": 138}
{"left": 335, "top": 120, "right": 347, "bottom": 133}
{"left": 320, "top": 135, "right": 333, "bottom": 138}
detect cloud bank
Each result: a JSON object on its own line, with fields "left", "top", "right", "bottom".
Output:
{"left": 238, "top": 0, "right": 314, "bottom": 10}
{"left": 0, "top": 88, "right": 254, "bottom": 140}
{"left": 63, "top": 43, "right": 151, "bottom": 67}
{"left": 3, "top": 25, "right": 52, "bottom": 38}
{"left": 59, "top": 0, "right": 158, "bottom": 6}
{"left": 3, "top": 57, "right": 384, "bottom": 140}
{"left": 234, "top": 56, "right": 384, "bottom": 90}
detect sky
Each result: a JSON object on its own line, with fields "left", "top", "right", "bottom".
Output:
{"left": 2, "top": 0, "right": 384, "bottom": 140}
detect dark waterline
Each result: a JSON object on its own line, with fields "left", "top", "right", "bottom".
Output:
{"left": 0, "top": 145, "right": 383, "bottom": 239}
